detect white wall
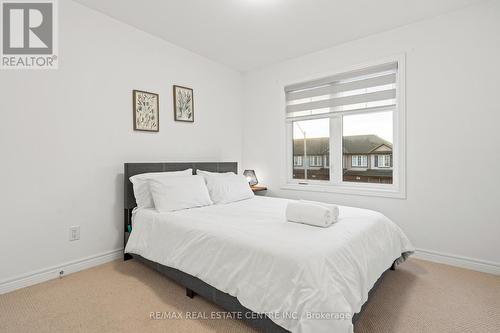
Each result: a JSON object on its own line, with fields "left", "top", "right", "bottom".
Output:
{"left": 242, "top": 1, "right": 500, "bottom": 269}
{"left": 1, "top": 0, "right": 498, "bottom": 287}
{"left": 0, "top": 0, "right": 242, "bottom": 282}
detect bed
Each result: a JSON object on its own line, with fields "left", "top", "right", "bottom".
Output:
{"left": 123, "top": 162, "right": 413, "bottom": 333}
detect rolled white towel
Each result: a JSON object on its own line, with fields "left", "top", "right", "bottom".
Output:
{"left": 299, "top": 200, "right": 340, "bottom": 225}
{"left": 286, "top": 200, "right": 339, "bottom": 227}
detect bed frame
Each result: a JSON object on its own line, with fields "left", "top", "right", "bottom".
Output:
{"left": 123, "top": 162, "right": 397, "bottom": 333}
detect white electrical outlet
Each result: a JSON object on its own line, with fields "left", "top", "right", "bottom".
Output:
{"left": 69, "top": 226, "right": 80, "bottom": 241}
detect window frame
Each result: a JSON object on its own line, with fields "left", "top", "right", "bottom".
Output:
{"left": 282, "top": 55, "right": 406, "bottom": 199}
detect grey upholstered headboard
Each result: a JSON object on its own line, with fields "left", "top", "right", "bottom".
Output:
{"left": 123, "top": 162, "right": 238, "bottom": 254}
{"left": 124, "top": 162, "right": 238, "bottom": 210}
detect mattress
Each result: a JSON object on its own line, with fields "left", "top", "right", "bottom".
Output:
{"left": 125, "top": 196, "right": 414, "bottom": 333}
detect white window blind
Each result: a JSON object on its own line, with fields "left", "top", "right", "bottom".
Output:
{"left": 285, "top": 62, "right": 398, "bottom": 119}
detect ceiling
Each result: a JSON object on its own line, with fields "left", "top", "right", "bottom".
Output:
{"left": 74, "top": 0, "right": 484, "bottom": 72}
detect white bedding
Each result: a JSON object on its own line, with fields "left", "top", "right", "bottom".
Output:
{"left": 125, "top": 196, "right": 413, "bottom": 333}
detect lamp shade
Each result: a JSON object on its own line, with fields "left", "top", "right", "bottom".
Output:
{"left": 243, "top": 170, "right": 258, "bottom": 186}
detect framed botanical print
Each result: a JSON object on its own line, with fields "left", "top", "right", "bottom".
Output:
{"left": 173, "top": 85, "right": 194, "bottom": 122}
{"left": 133, "top": 90, "right": 159, "bottom": 132}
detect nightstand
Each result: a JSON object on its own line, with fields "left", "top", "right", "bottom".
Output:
{"left": 251, "top": 185, "right": 267, "bottom": 195}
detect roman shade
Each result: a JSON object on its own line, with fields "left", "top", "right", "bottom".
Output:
{"left": 285, "top": 62, "right": 398, "bottom": 119}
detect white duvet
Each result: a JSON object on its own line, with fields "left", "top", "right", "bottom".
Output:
{"left": 125, "top": 196, "right": 413, "bottom": 333}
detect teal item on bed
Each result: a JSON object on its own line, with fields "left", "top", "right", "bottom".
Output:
{"left": 128, "top": 225, "right": 132, "bottom": 233}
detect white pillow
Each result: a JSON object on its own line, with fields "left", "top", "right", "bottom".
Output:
{"left": 196, "top": 169, "right": 235, "bottom": 177}
{"left": 130, "top": 169, "right": 192, "bottom": 209}
{"left": 198, "top": 172, "right": 254, "bottom": 204}
{"left": 149, "top": 175, "right": 213, "bottom": 212}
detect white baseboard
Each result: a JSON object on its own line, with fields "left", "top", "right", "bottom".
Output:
{"left": 0, "top": 248, "right": 123, "bottom": 295}
{"left": 1, "top": 247, "right": 498, "bottom": 295}
{"left": 413, "top": 248, "right": 500, "bottom": 276}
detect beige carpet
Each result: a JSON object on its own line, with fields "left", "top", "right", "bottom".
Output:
{"left": 1, "top": 258, "right": 499, "bottom": 333}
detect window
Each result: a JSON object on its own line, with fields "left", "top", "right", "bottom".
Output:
{"left": 376, "top": 155, "right": 391, "bottom": 168}
{"left": 343, "top": 111, "right": 393, "bottom": 183}
{"left": 284, "top": 58, "right": 405, "bottom": 198}
{"left": 351, "top": 155, "right": 367, "bottom": 167}
{"left": 309, "top": 156, "right": 323, "bottom": 167}
{"left": 292, "top": 118, "right": 330, "bottom": 181}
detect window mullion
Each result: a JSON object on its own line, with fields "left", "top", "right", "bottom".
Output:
{"left": 330, "top": 115, "right": 342, "bottom": 184}
{"left": 286, "top": 122, "right": 293, "bottom": 182}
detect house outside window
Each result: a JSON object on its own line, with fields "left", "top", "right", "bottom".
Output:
{"left": 343, "top": 134, "right": 393, "bottom": 184}
{"left": 284, "top": 57, "right": 406, "bottom": 198}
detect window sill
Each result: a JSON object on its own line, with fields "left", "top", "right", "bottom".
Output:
{"left": 281, "top": 182, "right": 406, "bottom": 199}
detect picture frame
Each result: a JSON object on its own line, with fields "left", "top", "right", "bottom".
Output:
{"left": 173, "top": 85, "right": 194, "bottom": 122}
{"left": 133, "top": 90, "right": 159, "bottom": 132}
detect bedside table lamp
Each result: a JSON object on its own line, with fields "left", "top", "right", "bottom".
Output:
{"left": 243, "top": 170, "right": 258, "bottom": 186}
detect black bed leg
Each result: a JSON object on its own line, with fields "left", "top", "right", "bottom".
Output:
{"left": 186, "top": 288, "right": 197, "bottom": 299}
{"left": 124, "top": 253, "right": 133, "bottom": 261}
{"left": 390, "top": 261, "right": 396, "bottom": 271}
